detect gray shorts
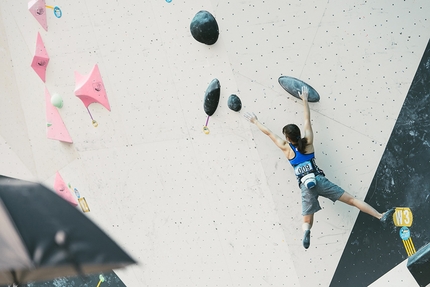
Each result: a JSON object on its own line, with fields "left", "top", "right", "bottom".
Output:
{"left": 300, "top": 175, "right": 345, "bottom": 215}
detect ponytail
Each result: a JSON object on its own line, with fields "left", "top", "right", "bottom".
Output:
{"left": 296, "top": 137, "right": 308, "bottom": 154}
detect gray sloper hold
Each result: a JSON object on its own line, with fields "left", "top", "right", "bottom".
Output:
{"left": 190, "top": 10, "right": 219, "bottom": 45}
{"left": 203, "top": 79, "right": 220, "bottom": 116}
{"left": 227, "top": 94, "right": 242, "bottom": 112}
{"left": 278, "top": 76, "right": 320, "bottom": 102}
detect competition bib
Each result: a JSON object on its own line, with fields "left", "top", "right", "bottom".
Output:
{"left": 294, "top": 161, "right": 314, "bottom": 177}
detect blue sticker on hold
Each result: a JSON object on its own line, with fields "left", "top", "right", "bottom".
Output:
{"left": 399, "top": 226, "right": 411, "bottom": 240}
{"left": 166, "top": 0, "right": 172, "bottom": 3}
{"left": 54, "top": 6, "right": 62, "bottom": 18}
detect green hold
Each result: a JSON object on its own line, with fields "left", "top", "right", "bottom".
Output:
{"left": 51, "top": 93, "right": 64, "bottom": 108}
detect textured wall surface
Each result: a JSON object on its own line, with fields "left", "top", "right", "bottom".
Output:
{"left": 0, "top": 0, "right": 429, "bottom": 286}
{"left": 332, "top": 40, "right": 430, "bottom": 287}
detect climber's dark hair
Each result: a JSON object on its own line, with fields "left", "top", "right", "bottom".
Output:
{"left": 282, "top": 124, "right": 308, "bottom": 154}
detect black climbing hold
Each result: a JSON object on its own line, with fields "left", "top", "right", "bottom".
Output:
{"left": 278, "top": 76, "right": 320, "bottom": 102}
{"left": 190, "top": 10, "right": 219, "bottom": 45}
{"left": 407, "top": 243, "right": 430, "bottom": 287}
{"left": 203, "top": 79, "right": 220, "bottom": 116}
{"left": 227, "top": 94, "right": 242, "bottom": 112}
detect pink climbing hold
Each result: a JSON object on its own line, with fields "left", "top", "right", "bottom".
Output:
{"left": 28, "top": 0, "right": 48, "bottom": 31}
{"left": 54, "top": 172, "right": 78, "bottom": 206}
{"left": 45, "top": 87, "right": 73, "bottom": 143}
{"left": 31, "top": 32, "right": 49, "bottom": 82}
{"left": 74, "top": 64, "right": 111, "bottom": 111}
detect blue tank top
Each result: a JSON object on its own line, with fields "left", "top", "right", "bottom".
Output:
{"left": 288, "top": 143, "right": 324, "bottom": 184}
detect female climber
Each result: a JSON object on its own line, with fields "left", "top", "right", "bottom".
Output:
{"left": 244, "top": 86, "right": 394, "bottom": 249}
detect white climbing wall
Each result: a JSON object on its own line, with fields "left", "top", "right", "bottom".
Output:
{"left": 0, "top": 0, "right": 429, "bottom": 286}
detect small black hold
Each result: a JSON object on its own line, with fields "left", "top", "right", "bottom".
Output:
{"left": 227, "top": 94, "right": 242, "bottom": 112}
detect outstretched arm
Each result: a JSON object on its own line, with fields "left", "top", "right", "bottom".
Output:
{"left": 299, "top": 87, "right": 313, "bottom": 145}
{"left": 244, "top": 112, "right": 288, "bottom": 150}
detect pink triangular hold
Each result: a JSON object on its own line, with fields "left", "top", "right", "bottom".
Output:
{"left": 31, "top": 32, "right": 49, "bottom": 82}
{"left": 28, "top": 0, "right": 48, "bottom": 31}
{"left": 74, "top": 64, "right": 111, "bottom": 111}
{"left": 54, "top": 172, "right": 78, "bottom": 206}
{"left": 45, "top": 88, "right": 73, "bottom": 143}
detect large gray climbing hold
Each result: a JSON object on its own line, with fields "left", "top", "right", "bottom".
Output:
{"left": 278, "top": 76, "right": 320, "bottom": 102}
{"left": 227, "top": 94, "right": 242, "bottom": 112}
{"left": 203, "top": 79, "right": 220, "bottom": 116}
{"left": 190, "top": 10, "right": 219, "bottom": 45}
